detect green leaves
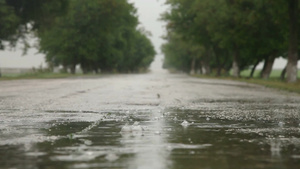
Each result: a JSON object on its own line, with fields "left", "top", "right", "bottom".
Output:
{"left": 0, "top": 0, "right": 19, "bottom": 49}
{"left": 0, "top": 0, "right": 68, "bottom": 50}
{"left": 162, "top": 0, "right": 293, "bottom": 77}
{"left": 39, "top": 0, "right": 155, "bottom": 73}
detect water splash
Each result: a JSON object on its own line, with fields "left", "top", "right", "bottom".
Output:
{"left": 105, "top": 153, "right": 119, "bottom": 162}
{"left": 120, "top": 123, "right": 132, "bottom": 132}
{"left": 181, "top": 120, "right": 193, "bottom": 127}
{"left": 278, "top": 121, "right": 285, "bottom": 128}
{"left": 121, "top": 122, "right": 144, "bottom": 133}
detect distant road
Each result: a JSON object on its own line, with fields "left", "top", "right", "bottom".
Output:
{"left": 0, "top": 71, "right": 299, "bottom": 113}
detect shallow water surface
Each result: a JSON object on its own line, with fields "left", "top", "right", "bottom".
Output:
{"left": 1, "top": 109, "right": 300, "bottom": 169}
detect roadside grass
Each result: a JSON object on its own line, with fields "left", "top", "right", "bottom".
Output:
{"left": 0, "top": 72, "right": 83, "bottom": 80}
{"left": 194, "top": 69, "right": 300, "bottom": 94}
{"left": 240, "top": 69, "right": 300, "bottom": 78}
{"left": 237, "top": 78, "right": 300, "bottom": 94}
{"left": 0, "top": 69, "right": 149, "bottom": 81}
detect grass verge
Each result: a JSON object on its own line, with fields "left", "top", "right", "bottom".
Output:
{"left": 193, "top": 74, "right": 300, "bottom": 94}
{"left": 240, "top": 69, "right": 300, "bottom": 78}
{"left": 238, "top": 78, "right": 300, "bottom": 94}
{"left": 0, "top": 72, "right": 84, "bottom": 80}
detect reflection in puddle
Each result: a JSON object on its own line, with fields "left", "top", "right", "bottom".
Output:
{"left": 1, "top": 109, "right": 300, "bottom": 169}
{"left": 270, "top": 138, "right": 282, "bottom": 158}
{"left": 123, "top": 111, "right": 171, "bottom": 169}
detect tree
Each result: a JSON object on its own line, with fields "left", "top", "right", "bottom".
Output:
{"left": 162, "top": 0, "right": 214, "bottom": 74}
{"left": 0, "top": 0, "right": 19, "bottom": 49}
{"left": 162, "top": 32, "right": 198, "bottom": 73}
{"left": 286, "top": 0, "right": 299, "bottom": 83}
{"left": 162, "top": 0, "right": 296, "bottom": 81}
{"left": 39, "top": 0, "right": 155, "bottom": 74}
{"left": 0, "top": 0, "right": 68, "bottom": 49}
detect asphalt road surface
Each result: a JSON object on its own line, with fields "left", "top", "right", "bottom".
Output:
{"left": 1, "top": 71, "right": 300, "bottom": 169}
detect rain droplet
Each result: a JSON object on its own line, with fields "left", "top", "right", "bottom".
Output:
{"left": 181, "top": 120, "right": 191, "bottom": 127}
{"left": 86, "top": 151, "right": 93, "bottom": 156}
{"left": 155, "top": 131, "right": 161, "bottom": 135}
{"left": 121, "top": 124, "right": 132, "bottom": 132}
{"left": 105, "top": 153, "right": 119, "bottom": 162}
{"left": 132, "top": 123, "right": 143, "bottom": 131}
{"left": 189, "top": 151, "right": 195, "bottom": 155}
{"left": 278, "top": 121, "right": 285, "bottom": 127}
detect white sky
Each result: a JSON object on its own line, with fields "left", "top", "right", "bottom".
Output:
{"left": 0, "top": 0, "right": 294, "bottom": 70}
{"left": 129, "top": 0, "right": 168, "bottom": 71}
{"left": 0, "top": 41, "right": 46, "bottom": 69}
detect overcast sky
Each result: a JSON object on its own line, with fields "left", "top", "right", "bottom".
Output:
{"left": 129, "top": 0, "right": 168, "bottom": 70}
{"left": 0, "top": 0, "right": 291, "bottom": 69}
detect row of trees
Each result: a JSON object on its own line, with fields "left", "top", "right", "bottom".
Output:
{"left": 0, "top": 0, "right": 156, "bottom": 74}
{"left": 38, "top": 0, "right": 155, "bottom": 74}
{"left": 161, "top": 0, "right": 299, "bottom": 82}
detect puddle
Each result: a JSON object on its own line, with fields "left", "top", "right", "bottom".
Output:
{"left": 1, "top": 109, "right": 300, "bottom": 169}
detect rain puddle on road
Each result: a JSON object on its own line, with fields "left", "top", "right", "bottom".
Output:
{"left": 1, "top": 109, "right": 300, "bottom": 169}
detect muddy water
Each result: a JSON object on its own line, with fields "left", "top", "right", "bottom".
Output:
{"left": 1, "top": 108, "right": 300, "bottom": 169}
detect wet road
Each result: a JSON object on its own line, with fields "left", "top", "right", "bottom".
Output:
{"left": 1, "top": 71, "right": 300, "bottom": 169}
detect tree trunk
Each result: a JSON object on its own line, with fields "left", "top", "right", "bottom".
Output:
{"left": 215, "top": 52, "right": 222, "bottom": 76}
{"left": 82, "top": 68, "right": 88, "bottom": 74}
{"left": 47, "top": 62, "right": 54, "bottom": 73}
{"left": 262, "top": 54, "right": 276, "bottom": 79}
{"left": 217, "top": 66, "right": 222, "bottom": 77}
{"left": 281, "top": 66, "right": 287, "bottom": 81}
{"left": 232, "top": 49, "right": 240, "bottom": 77}
{"left": 260, "top": 57, "right": 268, "bottom": 78}
{"left": 206, "top": 64, "right": 211, "bottom": 75}
{"left": 222, "top": 56, "right": 231, "bottom": 76}
{"left": 249, "top": 60, "right": 260, "bottom": 78}
{"left": 62, "top": 64, "right": 68, "bottom": 73}
{"left": 201, "top": 49, "right": 211, "bottom": 75}
{"left": 190, "top": 57, "right": 196, "bottom": 75}
{"left": 287, "top": 0, "right": 298, "bottom": 83}
{"left": 94, "top": 69, "right": 99, "bottom": 74}
{"left": 201, "top": 60, "right": 210, "bottom": 75}
{"left": 70, "top": 64, "right": 76, "bottom": 74}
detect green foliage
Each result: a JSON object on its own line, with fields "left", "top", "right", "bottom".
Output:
{"left": 162, "top": 0, "right": 296, "bottom": 79}
{"left": 39, "top": 0, "right": 155, "bottom": 74}
{"left": 0, "top": 0, "right": 68, "bottom": 50}
{"left": 162, "top": 33, "right": 195, "bottom": 72}
{"left": 5, "top": 0, "right": 68, "bottom": 29}
{"left": 0, "top": 0, "right": 19, "bottom": 49}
